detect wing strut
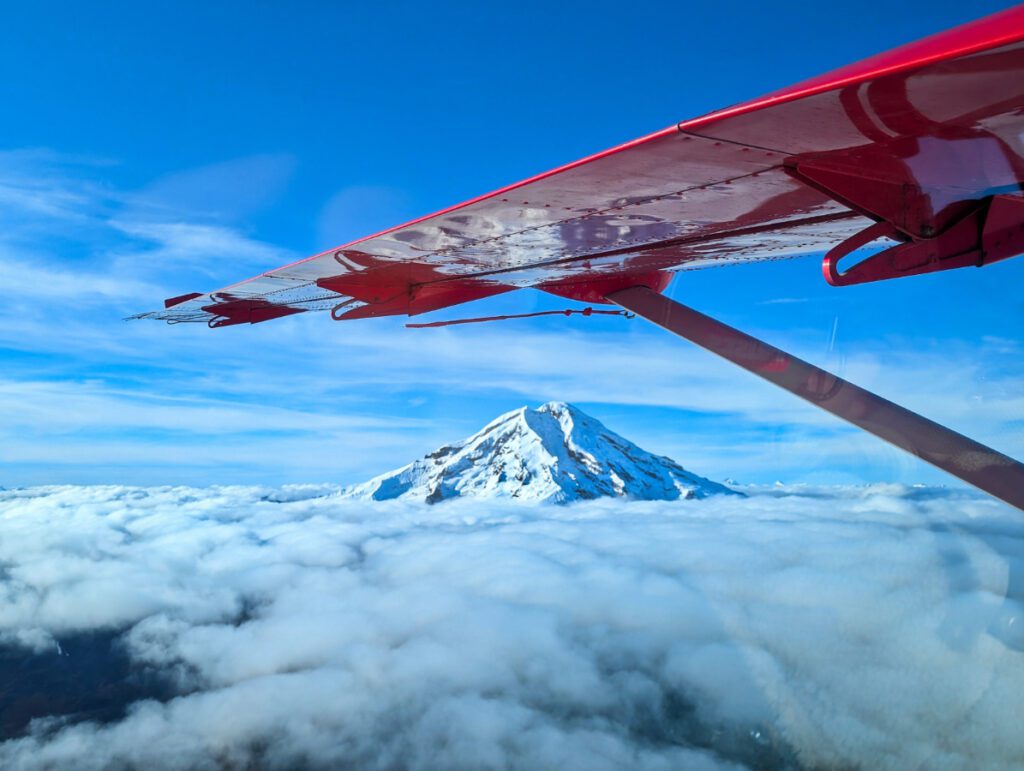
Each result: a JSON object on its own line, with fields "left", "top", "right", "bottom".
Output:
{"left": 606, "top": 286, "right": 1024, "bottom": 511}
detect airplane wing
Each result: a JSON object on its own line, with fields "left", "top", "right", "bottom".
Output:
{"left": 136, "top": 6, "right": 1024, "bottom": 328}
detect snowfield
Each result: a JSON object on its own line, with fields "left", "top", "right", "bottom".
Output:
{"left": 345, "top": 401, "right": 733, "bottom": 503}
{"left": 0, "top": 484, "right": 1021, "bottom": 770}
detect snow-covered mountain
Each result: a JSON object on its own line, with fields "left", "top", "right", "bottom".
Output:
{"left": 345, "top": 402, "right": 735, "bottom": 504}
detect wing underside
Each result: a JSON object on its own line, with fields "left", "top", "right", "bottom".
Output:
{"left": 135, "top": 7, "right": 1024, "bottom": 327}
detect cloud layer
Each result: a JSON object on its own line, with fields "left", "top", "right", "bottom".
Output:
{"left": 0, "top": 485, "right": 1021, "bottom": 770}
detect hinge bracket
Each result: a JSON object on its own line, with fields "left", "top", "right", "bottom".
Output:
{"left": 821, "top": 194, "right": 1024, "bottom": 286}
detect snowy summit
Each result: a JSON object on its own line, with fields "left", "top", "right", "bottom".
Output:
{"left": 345, "top": 402, "right": 734, "bottom": 504}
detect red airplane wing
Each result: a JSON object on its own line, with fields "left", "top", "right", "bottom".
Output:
{"left": 137, "top": 6, "right": 1024, "bottom": 327}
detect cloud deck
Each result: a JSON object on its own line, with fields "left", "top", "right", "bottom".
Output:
{"left": 0, "top": 484, "right": 1020, "bottom": 770}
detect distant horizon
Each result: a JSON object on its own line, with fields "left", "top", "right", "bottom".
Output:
{"left": 0, "top": 398, "right": 987, "bottom": 496}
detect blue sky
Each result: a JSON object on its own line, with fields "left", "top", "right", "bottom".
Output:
{"left": 1, "top": 0, "right": 1021, "bottom": 487}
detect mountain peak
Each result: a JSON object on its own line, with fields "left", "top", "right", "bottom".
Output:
{"left": 536, "top": 400, "right": 573, "bottom": 415}
{"left": 345, "top": 403, "right": 736, "bottom": 504}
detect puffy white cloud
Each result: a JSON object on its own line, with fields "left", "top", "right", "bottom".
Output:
{"left": 0, "top": 485, "right": 1021, "bottom": 770}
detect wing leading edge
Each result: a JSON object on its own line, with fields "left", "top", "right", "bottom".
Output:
{"left": 135, "top": 6, "right": 1024, "bottom": 327}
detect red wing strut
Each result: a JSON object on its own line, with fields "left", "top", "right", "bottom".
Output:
{"left": 607, "top": 287, "right": 1024, "bottom": 512}
{"left": 137, "top": 7, "right": 1024, "bottom": 509}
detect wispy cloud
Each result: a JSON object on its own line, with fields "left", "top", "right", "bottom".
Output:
{"left": 128, "top": 153, "right": 296, "bottom": 223}
{"left": 0, "top": 254, "right": 160, "bottom": 302}
{"left": 757, "top": 297, "right": 809, "bottom": 305}
{"left": 108, "top": 219, "right": 292, "bottom": 279}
